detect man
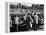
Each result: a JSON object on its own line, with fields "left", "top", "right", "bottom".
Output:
{"left": 33, "top": 12, "right": 39, "bottom": 31}
{"left": 26, "top": 13, "right": 33, "bottom": 30}
{"left": 15, "top": 15, "right": 19, "bottom": 25}
{"left": 30, "top": 14, "right": 33, "bottom": 29}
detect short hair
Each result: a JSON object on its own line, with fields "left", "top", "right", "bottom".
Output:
{"left": 28, "top": 13, "right": 30, "bottom": 15}
{"left": 34, "top": 12, "right": 36, "bottom": 15}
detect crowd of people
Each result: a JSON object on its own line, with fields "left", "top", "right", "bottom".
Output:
{"left": 10, "top": 10, "right": 44, "bottom": 31}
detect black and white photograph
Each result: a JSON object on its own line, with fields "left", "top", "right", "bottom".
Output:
{"left": 9, "top": 2, "right": 44, "bottom": 32}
